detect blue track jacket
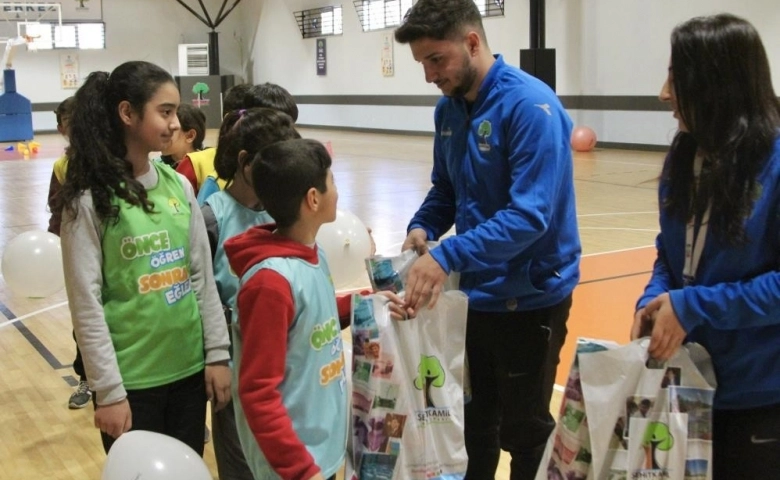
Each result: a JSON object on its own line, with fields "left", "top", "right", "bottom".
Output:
{"left": 409, "top": 55, "right": 581, "bottom": 312}
{"left": 637, "top": 137, "right": 780, "bottom": 409}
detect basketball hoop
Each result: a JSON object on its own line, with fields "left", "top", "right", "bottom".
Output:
{"left": 22, "top": 33, "right": 38, "bottom": 51}
{"left": 0, "top": 2, "right": 62, "bottom": 51}
{"left": 3, "top": 33, "right": 38, "bottom": 68}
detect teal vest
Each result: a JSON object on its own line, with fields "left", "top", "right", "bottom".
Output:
{"left": 101, "top": 162, "right": 204, "bottom": 390}
{"left": 233, "top": 246, "right": 348, "bottom": 479}
{"left": 207, "top": 190, "right": 273, "bottom": 318}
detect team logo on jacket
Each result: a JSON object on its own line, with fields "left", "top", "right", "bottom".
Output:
{"left": 441, "top": 126, "right": 452, "bottom": 137}
{"left": 477, "top": 120, "right": 492, "bottom": 152}
{"left": 535, "top": 103, "right": 552, "bottom": 116}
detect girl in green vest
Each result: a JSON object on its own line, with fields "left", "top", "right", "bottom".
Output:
{"left": 55, "top": 60, "right": 232, "bottom": 455}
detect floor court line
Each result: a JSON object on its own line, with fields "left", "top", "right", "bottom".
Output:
{"left": 581, "top": 159, "right": 663, "bottom": 167}
{"left": 578, "top": 211, "right": 656, "bottom": 217}
{"left": 583, "top": 244, "right": 655, "bottom": 257}
{"left": 0, "top": 300, "right": 69, "bottom": 330}
{"left": 580, "top": 227, "right": 659, "bottom": 232}
{"left": 579, "top": 270, "right": 652, "bottom": 285}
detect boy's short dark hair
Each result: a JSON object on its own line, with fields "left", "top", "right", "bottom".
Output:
{"left": 176, "top": 103, "right": 207, "bottom": 150}
{"left": 222, "top": 83, "right": 252, "bottom": 116}
{"left": 394, "top": 0, "right": 484, "bottom": 44}
{"left": 244, "top": 83, "right": 299, "bottom": 122}
{"left": 252, "top": 139, "right": 331, "bottom": 228}
{"left": 54, "top": 96, "right": 76, "bottom": 127}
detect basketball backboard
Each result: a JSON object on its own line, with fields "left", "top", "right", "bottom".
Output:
{"left": 0, "top": 2, "right": 61, "bottom": 45}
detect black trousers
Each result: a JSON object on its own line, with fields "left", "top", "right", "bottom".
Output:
{"left": 212, "top": 399, "right": 254, "bottom": 480}
{"left": 72, "top": 330, "right": 86, "bottom": 381}
{"left": 713, "top": 402, "right": 780, "bottom": 479}
{"left": 100, "top": 370, "right": 207, "bottom": 456}
{"left": 464, "top": 295, "right": 571, "bottom": 480}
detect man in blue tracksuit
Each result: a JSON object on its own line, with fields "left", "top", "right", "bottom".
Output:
{"left": 395, "top": 1, "right": 581, "bottom": 478}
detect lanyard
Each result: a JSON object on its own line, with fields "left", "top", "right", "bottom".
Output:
{"left": 682, "top": 154, "right": 710, "bottom": 286}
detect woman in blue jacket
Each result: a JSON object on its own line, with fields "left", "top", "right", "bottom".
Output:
{"left": 633, "top": 14, "right": 780, "bottom": 478}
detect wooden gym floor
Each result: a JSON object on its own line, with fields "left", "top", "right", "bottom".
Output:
{"left": 0, "top": 128, "right": 664, "bottom": 479}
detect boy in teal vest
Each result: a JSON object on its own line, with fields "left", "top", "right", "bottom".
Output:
{"left": 224, "top": 139, "right": 405, "bottom": 480}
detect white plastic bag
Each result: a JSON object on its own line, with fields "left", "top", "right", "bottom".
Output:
{"left": 348, "top": 249, "right": 468, "bottom": 480}
{"left": 536, "top": 338, "right": 716, "bottom": 480}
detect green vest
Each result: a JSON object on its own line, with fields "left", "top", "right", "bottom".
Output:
{"left": 101, "top": 163, "right": 204, "bottom": 390}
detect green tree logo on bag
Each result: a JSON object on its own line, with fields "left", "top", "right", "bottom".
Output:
{"left": 414, "top": 355, "right": 445, "bottom": 408}
{"left": 642, "top": 421, "right": 674, "bottom": 470}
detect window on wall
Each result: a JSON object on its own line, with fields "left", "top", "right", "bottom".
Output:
{"left": 76, "top": 23, "right": 106, "bottom": 49}
{"left": 21, "top": 22, "right": 106, "bottom": 50}
{"left": 294, "top": 6, "right": 343, "bottom": 38}
{"left": 54, "top": 25, "right": 77, "bottom": 48}
{"left": 354, "top": 0, "right": 413, "bottom": 32}
{"left": 475, "top": 0, "right": 504, "bottom": 17}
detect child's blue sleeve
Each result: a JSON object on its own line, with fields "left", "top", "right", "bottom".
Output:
{"left": 197, "top": 176, "right": 221, "bottom": 206}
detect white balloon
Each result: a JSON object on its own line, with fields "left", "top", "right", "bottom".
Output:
{"left": 1, "top": 229, "right": 64, "bottom": 298}
{"left": 316, "top": 210, "right": 372, "bottom": 290}
{"left": 102, "top": 430, "right": 212, "bottom": 480}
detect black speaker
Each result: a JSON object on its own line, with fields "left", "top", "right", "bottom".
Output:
{"left": 520, "top": 48, "right": 556, "bottom": 92}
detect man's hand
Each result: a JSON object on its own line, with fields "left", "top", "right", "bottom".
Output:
{"left": 630, "top": 307, "right": 653, "bottom": 340}
{"left": 95, "top": 398, "right": 132, "bottom": 439}
{"left": 205, "top": 364, "right": 232, "bottom": 412}
{"left": 403, "top": 253, "right": 448, "bottom": 314}
{"left": 402, "top": 228, "right": 428, "bottom": 255}
{"left": 643, "top": 293, "right": 686, "bottom": 362}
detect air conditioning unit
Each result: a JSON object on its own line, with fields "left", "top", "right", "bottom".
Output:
{"left": 178, "top": 43, "right": 209, "bottom": 76}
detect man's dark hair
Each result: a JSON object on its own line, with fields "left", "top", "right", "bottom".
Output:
{"left": 252, "top": 139, "right": 332, "bottom": 228}
{"left": 394, "top": 0, "right": 484, "bottom": 44}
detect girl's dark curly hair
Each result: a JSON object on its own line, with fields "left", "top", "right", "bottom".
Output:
{"left": 662, "top": 14, "right": 780, "bottom": 245}
{"left": 54, "top": 61, "right": 176, "bottom": 223}
{"left": 213, "top": 107, "right": 300, "bottom": 183}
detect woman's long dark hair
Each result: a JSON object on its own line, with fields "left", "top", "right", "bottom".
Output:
{"left": 55, "top": 61, "right": 176, "bottom": 223}
{"left": 663, "top": 14, "right": 780, "bottom": 245}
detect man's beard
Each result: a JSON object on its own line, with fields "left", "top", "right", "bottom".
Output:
{"left": 446, "top": 54, "right": 479, "bottom": 98}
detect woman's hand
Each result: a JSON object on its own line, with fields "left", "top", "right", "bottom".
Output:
{"left": 643, "top": 293, "right": 686, "bottom": 361}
